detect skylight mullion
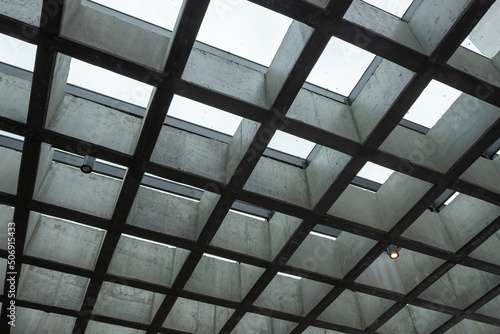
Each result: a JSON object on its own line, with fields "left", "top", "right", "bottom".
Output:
{"left": 347, "top": 56, "right": 383, "bottom": 104}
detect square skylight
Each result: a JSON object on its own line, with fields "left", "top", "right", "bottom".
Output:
{"left": 196, "top": 0, "right": 292, "bottom": 66}
{"left": 67, "top": 58, "right": 154, "bottom": 108}
{"left": 357, "top": 162, "right": 394, "bottom": 184}
{"left": 403, "top": 80, "right": 461, "bottom": 129}
{"left": 0, "top": 33, "right": 37, "bottom": 71}
{"left": 361, "top": 0, "right": 414, "bottom": 18}
{"left": 306, "top": 37, "right": 375, "bottom": 96}
{"left": 268, "top": 131, "right": 316, "bottom": 159}
{"left": 90, "top": 0, "right": 182, "bottom": 30}
{"left": 167, "top": 95, "right": 242, "bottom": 135}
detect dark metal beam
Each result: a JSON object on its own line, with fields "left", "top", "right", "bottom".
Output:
{"left": 72, "top": 1, "right": 212, "bottom": 332}
{"left": 0, "top": 1, "right": 64, "bottom": 330}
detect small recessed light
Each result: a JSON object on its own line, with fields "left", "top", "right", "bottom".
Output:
{"left": 386, "top": 245, "right": 400, "bottom": 259}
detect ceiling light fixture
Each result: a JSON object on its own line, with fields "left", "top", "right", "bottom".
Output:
{"left": 386, "top": 245, "right": 400, "bottom": 259}
{"left": 80, "top": 155, "right": 96, "bottom": 174}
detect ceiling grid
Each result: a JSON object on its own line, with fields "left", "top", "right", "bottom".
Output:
{"left": 0, "top": 0, "right": 500, "bottom": 333}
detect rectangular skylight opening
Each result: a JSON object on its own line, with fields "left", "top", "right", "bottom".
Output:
{"left": 444, "top": 192, "right": 460, "bottom": 206}
{"left": 168, "top": 95, "right": 242, "bottom": 136}
{"left": 203, "top": 253, "right": 237, "bottom": 264}
{"left": 306, "top": 37, "right": 375, "bottom": 96}
{"left": 229, "top": 209, "right": 267, "bottom": 221}
{"left": 196, "top": 0, "right": 292, "bottom": 67}
{"left": 361, "top": 0, "right": 414, "bottom": 18}
{"left": 268, "top": 131, "right": 315, "bottom": 159}
{"left": 403, "top": 80, "right": 461, "bottom": 129}
{"left": 122, "top": 233, "right": 176, "bottom": 248}
{"left": 357, "top": 162, "right": 394, "bottom": 185}
{"left": 310, "top": 231, "right": 337, "bottom": 241}
{"left": 0, "top": 33, "right": 37, "bottom": 71}
{"left": 277, "top": 272, "right": 302, "bottom": 280}
{"left": 67, "top": 58, "right": 154, "bottom": 108}
{"left": 89, "top": 0, "right": 182, "bottom": 30}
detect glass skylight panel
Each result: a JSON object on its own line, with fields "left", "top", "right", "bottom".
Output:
{"left": 196, "top": 0, "right": 292, "bottom": 66}
{"left": 306, "top": 37, "right": 375, "bottom": 96}
{"left": 268, "top": 131, "right": 315, "bottom": 159}
{"left": 67, "top": 58, "right": 154, "bottom": 108}
{"left": 404, "top": 80, "right": 461, "bottom": 129}
{"left": 0, "top": 33, "right": 37, "bottom": 71}
{"left": 361, "top": 0, "right": 414, "bottom": 17}
{"left": 168, "top": 95, "right": 242, "bottom": 135}
{"left": 90, "top": 0, "right": 183, "bottom": 30}
{"left": 357, "top": 162, "right": 394, "bottom": 184}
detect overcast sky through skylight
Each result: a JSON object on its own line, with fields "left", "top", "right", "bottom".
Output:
{"left": 268, "top": 131, "right": 316, "bottom": 159}
{"left": 67, "top": 58, "right": 154, "bottom": 108}
{"left": 404, "top": 80, "right": 462, "bottom": 129}
{"left": 0, "top": 33, "right": 36, "bottom": 71}
{"left": 357, "top": 162, "right": 395, "bottom": 184}
{"left": 168, "top": 95, "right": 242, "bottom": 135}
{"left": 307, "top": 37, "right": 375, "bottom": 96}
{"left": 196, "top": 0, "right": 292, "bottom": 66}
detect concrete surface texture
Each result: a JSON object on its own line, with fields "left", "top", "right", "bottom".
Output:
{"left": 0, "top": 0, "right": 499, "bottom": 333}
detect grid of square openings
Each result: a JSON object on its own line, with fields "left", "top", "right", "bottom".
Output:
{"left": 1, "top": 0, "right": 500, "bottom": 334}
